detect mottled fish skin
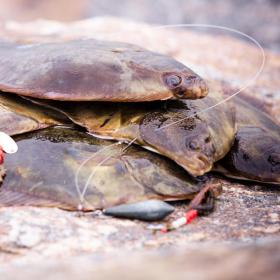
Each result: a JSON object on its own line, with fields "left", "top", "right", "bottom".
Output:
{"left": 215, "top": 95, "right": 280, "bottom": 185}
{"left": 0, "top": 127, "right": 206, "bottom": 211}
{"left": 0, "top": 39, "right": 208, "bottom": 102}
{"left": 138, "top": 81, "right": 236, "bottom": 176}
{"left": 0, "top": 92, "right": 67, "bottom": 136}
{"left": 26, "top": 81, "right": 235, "bottom": 176}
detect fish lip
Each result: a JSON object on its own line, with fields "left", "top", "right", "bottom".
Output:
{"left": 162, "top": 72, "right": 208, "bottom": 99}
{"left": 144, "top": 144, "right": 212, "bottom": 176}
{"left": 174, "top": 76, "right": 209, "bottom": 99}
{"left": 180, "top": 76, "right": 209, "bottom": 99}
{"left": 147, "top": 143, "right": 212, "bottom": 176}
{"left": 175, "top": 153, "right": 212, "bottom": 176}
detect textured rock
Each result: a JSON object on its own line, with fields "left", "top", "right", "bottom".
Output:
{"left": 0, "top": 17, "right": 279, "bottom": 276}
{"left": 0, "top": 181, "right": 279, "bottom": 266}
{"left": 1, "top": 239, "right": 280, "bottom": 280}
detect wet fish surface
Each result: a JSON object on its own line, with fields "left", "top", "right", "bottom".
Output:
{"left": 0, "top": 39, "right": 208, "bottom": 102}
{"left": 29, "top": 81, "right": 235, "bottom": 176}
{"left": 0, "top": 127, "right": 207, "bottom": 211}
{"left": 215, "top": 94, "right": 280, "bottom": 185}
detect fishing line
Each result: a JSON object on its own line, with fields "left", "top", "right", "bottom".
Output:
{"left": 81, "top": 137, "right": 137, "bottom": 201}
{"left": 75, "top": 141, "right": 121, "bottom": 209}
{"left": 75, "top": 137, "right": 138, "bottom": 210}
{"left": 88, "top": 24, "right": 265, "bottom": 129}
{"left": 75, "top": 24, "right": 265, "bottom": 210}
{"left": 151, "top": 24, "right": 266, "bottom": 130}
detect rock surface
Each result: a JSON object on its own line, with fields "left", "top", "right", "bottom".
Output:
{"left": 0, "top": 17, "right": 279, "bottom": 277}
{"left": 1, "top": 239, "right": 280, "bottom": 280}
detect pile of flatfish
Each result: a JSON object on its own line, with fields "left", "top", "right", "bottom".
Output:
{"left": 0, "top": 39, "right": 279, "bottom": 219}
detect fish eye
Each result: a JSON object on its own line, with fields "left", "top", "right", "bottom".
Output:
{"left": 205, "top": 136, "right": 211, "bottom": 143}
{"left": 268, "top": 153, "right": 280, "bottom": 166}
{"left": 165, "top": 74, "right": 182, "bottom": 88}
{"left": 189, "top": 140, "right": 200, "bottom": 151}
{"left": 243, "top": 153, "right": 250, "bottom": 161}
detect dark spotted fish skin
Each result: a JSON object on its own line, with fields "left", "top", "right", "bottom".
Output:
{"left": 0, "top": 39, "right": 208, "bottom": 102}
{"left": 215, "top": 95, "right": 280, "bottom": 185}
{"left": 26, "top": 81, "right": 235, "bottom": 176}
{"left": 0, "top": 127, "right": 206, "bottom": 211}
{"left": 138, "top": 82, "right": 236, "bottom": 176}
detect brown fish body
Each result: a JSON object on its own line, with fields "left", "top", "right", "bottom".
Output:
{"left": 0, "top": 39, "right": 208, "bottom": 101}
{"left": 232, "top": 96, "right": 280, "bottom": 137}
{"left": 0, "top": 92, "right": 67, "bottom": 135}
{"left": 29, "top": 81, "right": 235, "bottom": 176}
{"left": 215, "top": 95, "right": 280, "bottom": 184}
{"left": 137, "top": 82, "right": 236, "bottom": 176}
{"left": 0, "top": 127, "right": 206, "bottom": 211}
{"left": 0, "top": 105, "right": 43, "bottom": 136}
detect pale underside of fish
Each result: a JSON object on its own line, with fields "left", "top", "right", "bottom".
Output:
{"left": 0, "top": 127, "right": 207, "bottom": 211}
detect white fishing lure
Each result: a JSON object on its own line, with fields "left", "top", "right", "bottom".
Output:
{"left": 0, "top": 132, "right": 18, "bottom": 154}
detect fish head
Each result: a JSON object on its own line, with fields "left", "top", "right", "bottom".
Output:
{"left": 139, "top": 105, "right": 217, "bottom": 176}
{"left": 267, "top": 151, "right": 280, "bottom": 183}
{"left": 130, "top": 48, "right": 209, "bottom": 100}
{"left": 183, "top": 123, "right": 216, "bottom": 174}
{"left": 220, "top": 126, "right": 280, "bottom": 184}
{"left": 238, "top": 127, "right": 280, "bottom": 183}
{"left": 162, "top": 72, "right": 208, "bottom": 99}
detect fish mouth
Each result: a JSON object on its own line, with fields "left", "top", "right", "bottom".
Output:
{"left": 182, "top": 76, "right": 209, "bottom": 99}
{"left": 163, "top": 73, "right": 208, "bottom": 99}
{"left": 175, "top": 153, "right": 212, "bottom": 177}
{"left": 173, "top": 76, "right": 209, "bottom": 99}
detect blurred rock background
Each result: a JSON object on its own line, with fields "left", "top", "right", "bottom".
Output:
{"left": 0, "top": 0, "right": 279, "bottom": 52}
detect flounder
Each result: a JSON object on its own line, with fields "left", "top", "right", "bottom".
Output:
{"left": 0, "top": 127, "right": 208, "bottom": 211}
{"left": 28, "top": 81, "right": 235, "bottom": 176}
{"left": 0, "top": 39, "right": 208, "bottom": 102}
{"left": 215, "top": 95, "right": 280, "bottom": 184}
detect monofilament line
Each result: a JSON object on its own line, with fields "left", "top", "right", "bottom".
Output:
{"left": 75, "top": 137, "right": 137, "bottom": 210}
{"left": 75, "top": 142, "right": 121, "bottom": 210}
{"left": 152, "top": 24, "right": 266, "bottom": 130}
